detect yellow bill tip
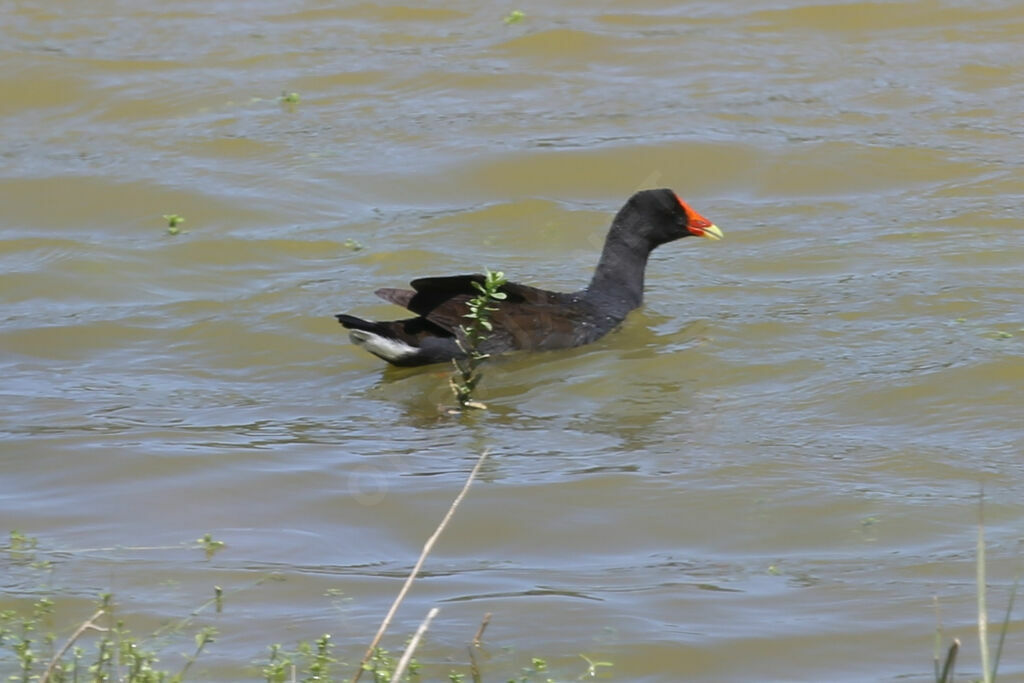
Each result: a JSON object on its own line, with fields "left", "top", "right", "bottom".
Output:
{"left": 701, "top": 223, "right": 724, "bottom": 241}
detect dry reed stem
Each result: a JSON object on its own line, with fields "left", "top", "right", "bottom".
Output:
{"left": 40, "top": 608, "right": 107, "bottom": 683}
{"left": 352, "top": 449, "right": 490, "bottom": 683}
{"left": 468, "top": 644, "right": 482, "bottom": 683}
{"left": 390, "top": 607, "right": 439, "bottom": 683}
{"left": 472, "top": 611, "right": 492, "bottom": 646}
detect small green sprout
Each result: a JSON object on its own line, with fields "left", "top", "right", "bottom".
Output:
{"left": 163, "top": 214, "right": 185, "bottom": 235}
{"left": 179, "top": 627, "right": 217, "bottom": 680}
{"left": 279, "top": 91, "right": 301, "bottom": 104}
{"left": 7, "top": 530, "right": 41, "bottom": 565}
{"left": 517, "top": 657, "right": 548, "bottom": 678}
{"left": 343, "top": 238, "right": 364, "bottom": 251}
{"left": 449, "top": 269, "right": 507, "bottom": 412}
{"left": 9, "top": 529, "right": 38, "bottom": 552}
{"left": 196, "top": 533, "right": 225, "bottom": 559}
{"left": 503, "top": 9, "right": 525, "bottom": 24}
{"left": 579, "top": 653, "right": 613, "bottom": 677}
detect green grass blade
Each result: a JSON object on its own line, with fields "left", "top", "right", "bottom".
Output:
{"left": 977, "top": 497, "right": 991, "bottom": 683}
{"left": 991, "top": 547, "right": 1022, "bottom": 683}
{"left": 938, "top": 638, "right": 959, "bottom": 683}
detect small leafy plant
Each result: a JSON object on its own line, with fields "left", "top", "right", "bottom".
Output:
{"left": 354, "top": 645, "right": 421, "bottom": 683}
{"left": 262, "top": 634, "right": 337, "bottom": 682}
{"left": 449, "top": 269, "right": 507, "bottom": 412}
{"left": 163, "top": 214, "right": 185, "bottom": 235}
{"left": 932, "top": 496, "right": 1021, "bottom": 683}
{"left": 196, "top": 533, "right": 225, "bottom": 559}
{"left": 0, "top": 593, "right": 218, "bottom": 683}
{"left": 3, "top": 531, "right": 621, "bottom": 681}
{"left": 503, "top": 9, "right": 525, "bottom": 24}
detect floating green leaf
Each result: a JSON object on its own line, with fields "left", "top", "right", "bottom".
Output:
{"left": 163, "top": 214, "right": 186, "bottom": 235}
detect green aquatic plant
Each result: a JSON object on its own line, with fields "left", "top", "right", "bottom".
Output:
{"left": 7, "top": 529, "right": 38, "bottom": 562}
{"left": 356, "top": 645, "right": 421, "bottom": 682}
{"left": 973, "top": 498, "right": 1021, "bottom": 683}
{"left": 512, "top": 656, "right": 552, "bottom": 682}
{"left": 503, "top": 9, "right": 525, "bottom": 24}
{"left": 932, "top": 497, "right": 1021, "bottom": 683}
{"left": 5, "top": 530, "right": 51, "bottom": 572}
{"left": 0, "top": 592, "right": 219, "bottom": 683}
{"left": 262, "top": 634, "right": 337, "bottom": 682}
{"left": 1, "top": 533, "right": 613, "bottom": 682}
{"left": 195, "top": 532, "right": 225, "bottom": 559}
{"left": 579, "top": 653, "right": 614, "bottom": 677}
{"left": 178, "top": 626, "right": 217, "bottom": 680}
{"left": 163, "top": 214, "right": 186, "bottom": 235}
{"left": 449, "top": 269, "right": 507, "bottom": 411}
{"left": 279, "top": 91, "right": 300, "bottom": 104}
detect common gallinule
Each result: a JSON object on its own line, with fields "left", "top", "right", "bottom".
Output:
{"left": 336, "top": 188, "right": 722, "bottom": 366}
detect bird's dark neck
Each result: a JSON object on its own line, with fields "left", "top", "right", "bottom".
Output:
{"left": 584, "top": 221, "right": 655, "bottom": 315}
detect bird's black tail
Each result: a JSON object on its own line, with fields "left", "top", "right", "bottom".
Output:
{"left": 335, "top": 313, "right": 387, "bottom": 334}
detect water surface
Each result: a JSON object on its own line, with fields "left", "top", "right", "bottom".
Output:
{"left": 2, "top": 1, "right": 1023, "bottom": 680}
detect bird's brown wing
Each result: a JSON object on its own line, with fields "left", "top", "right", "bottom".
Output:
{"left": 376, "top": 274, "right": 562, "bottom": 314}
{"left": 488, "top": 301, "right": 602, "bottom": 351}
{"left": 374, "top": 275, "right": 595, "bottom": 351}
{"left": 410, "top": 274, "right": 563, "bottom": 306}
{"left": 374, "top": 287, "right": 416, "bottom": 309}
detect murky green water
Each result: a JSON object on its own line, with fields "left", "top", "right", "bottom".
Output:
{"left": 2, "top": 1, "right": 1023, "bottom": 680}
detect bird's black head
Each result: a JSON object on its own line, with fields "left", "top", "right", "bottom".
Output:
{"left": 622, "top": 188, "right": 723, "bottom": 246}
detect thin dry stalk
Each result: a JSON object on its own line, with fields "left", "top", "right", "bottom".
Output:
{"left": 40, "top": 608, "right": 108, "bottom": 683}
{"left": 352, "top": 449, "right": 490, "bottom": 683}
{"left": 390, "top": 607, "right": 439, "bottom": 683}
{"left": 468, "top": 644, "right": 482, "bottom": 683}
{"left": 472, "top": 612, "right": 492, "bottom": 646}
{"left": 468, "top": 611, "right": 492, "bottom": 683}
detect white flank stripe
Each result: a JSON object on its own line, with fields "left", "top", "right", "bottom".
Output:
{"left": 349, "top": 330, "right": 418, "bottom": 362}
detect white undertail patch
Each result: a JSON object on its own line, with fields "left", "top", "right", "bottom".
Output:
{"left": 349, "top": 330, "right": 418, "bottom": 363}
